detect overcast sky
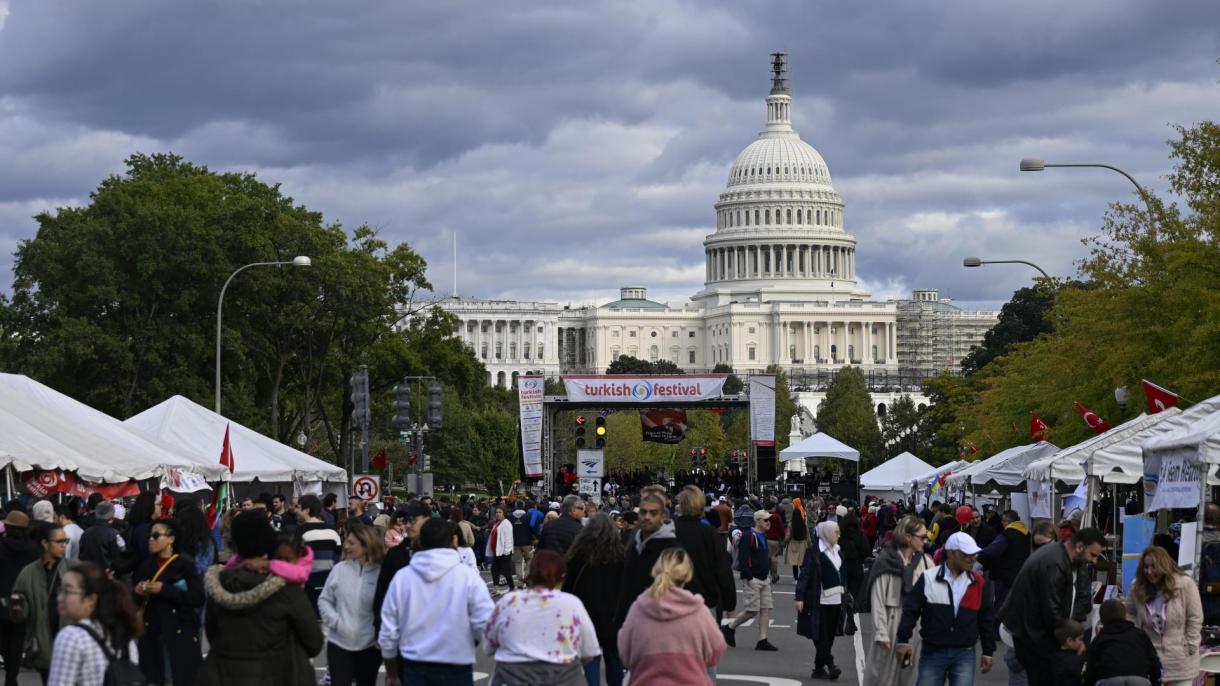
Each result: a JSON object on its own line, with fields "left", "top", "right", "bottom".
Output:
{"left": 0, "top": 1, "right": 1215, "bottom": 307}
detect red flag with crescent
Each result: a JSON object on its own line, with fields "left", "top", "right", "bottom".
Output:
{"left": 1141, "top": 379, "right": 1180, "bottom": 414}
{"left": 218, "top": 424, "right": 235, "bottom": 474}
{"left": 1074, "top": 402, "right": 1112, "bottom": 435}
{"left": 1030, "top": 413, "right": 1050, "bottom": 441}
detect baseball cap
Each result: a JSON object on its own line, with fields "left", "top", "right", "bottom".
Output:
{"left": 944, "top": 532, "right": 982, "bottom": 555}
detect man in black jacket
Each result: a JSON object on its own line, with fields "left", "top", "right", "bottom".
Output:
{"left": 537, "top": 495, "right": 584, "bottom": 555}
{"left": 999, "top": 526, "right": 1103, "bottom": 686}
{"left": 977, "top": 510, "right": 1029, "bottom": 611}
{"left": 613, "top": 493, "right": 679, "bottom": 627}
{"left": 372, "top": 501, "right": 430, "bottom": 630}
{"left": 78, "top": 500, "right": 127, "bottom": 575}
{"left": 0, "top": 511, "right": 38, "bottom": 686}
{"left": 896, "top": 532, "right": 996, "bottom": 683}
{"left": 672, "top": 486, "right": 736, "bottom": 616}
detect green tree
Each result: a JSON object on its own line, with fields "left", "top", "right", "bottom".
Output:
{"left": 713, "top": 363, "right": 744, "bottom": 395}
{"left": 959, "top": 284, "right": 1059, "bottom": 375}
{"left": 955, "top": 121, "right": 1220, "bottom": 456}
{"left": 605, "top": 355, "right": 683, "bottom": 375}
{"left": 880, "top": 395, "right": 926, "bottom": 458}
{"left": 814, "top": 366, "right": 883, "bottom": 468}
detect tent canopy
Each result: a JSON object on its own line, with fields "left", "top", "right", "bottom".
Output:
{"left": 0, "top": 375, "right": 225, "bottom": 483}
{"left": 908, "top": 460, "right": 967, "bottom": 491}
{"left": 0, "top": 371, "right": 224, "bottom": 478}
{"left": 1086, "top": 396, "right": 1220, "bottom": 481}
{"left": 780, "top": 433, "right": 859, "bottom": 462}
{"left": 946, "top": 442, "right": 1059, "bottom": 494}
{"left": 126, "top": 396, "right": 347, "bottom": 483}
{"left": 861, "top": 452, "right": 935, "bottom": 492}
{"left": 1143, "top": 394, "right": 1220, "bottom": 466}
{"left": 1024, "top": 411, "right": 1180, "bottom": 485}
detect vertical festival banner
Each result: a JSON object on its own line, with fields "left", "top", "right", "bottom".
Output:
{"left": 749, "top": 375, "right": 776, "bottom": 447}
{"left": 517, "top": 375, "right": 545, "bottom": 478}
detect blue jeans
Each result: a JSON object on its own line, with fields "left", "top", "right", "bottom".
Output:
{"left": 917, "top": 646, "right": 975, "bottom": 686}
{"left": 1003, "top": 646, "right": 1027, "bottom": 686}
{"left": 400, "top": 659, "right": 473, "bottom": 686}
{"left": 583, "top": 649, "right": 624, "bottom": 686}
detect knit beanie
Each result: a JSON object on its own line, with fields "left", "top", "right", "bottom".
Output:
{"left": 230, "top": 510, "right": 277, "bottom": 559}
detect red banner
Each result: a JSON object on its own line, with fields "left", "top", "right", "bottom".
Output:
{"left": 20, "top": 470, "right": 139, "bottom": 500}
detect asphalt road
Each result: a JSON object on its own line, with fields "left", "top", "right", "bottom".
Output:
{"left": 14, "top": 570, "right": 1019, "bottom": 685}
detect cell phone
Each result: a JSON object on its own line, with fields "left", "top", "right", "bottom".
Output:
{"left": 901, "top": 654, "right": 912, "bottom": 669}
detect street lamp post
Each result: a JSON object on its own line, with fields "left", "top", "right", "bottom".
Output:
{"left": 1019, "top": 158, "right": 1156, "bottom": 229}
{"left": 215, "top": 256, "right": 312, "bottom": 414}
{"left": 962, "top": 256, "right": 1050, "bottom": 279}
{"left": 1114, "top": 385, "right": 1129, "bottom": 423}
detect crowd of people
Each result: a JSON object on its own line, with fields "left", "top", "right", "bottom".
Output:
{"left": 0, "top": 484, "right": 1211, "bottom": 685}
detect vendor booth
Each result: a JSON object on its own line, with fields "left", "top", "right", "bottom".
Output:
{"left": 907, "top": 460, "right": 967, "bottom": 507}
{"left": 945, "top": 441, "right": 1060, "bottom": 494}
{"left": 860, "top": 451, "right": 934, "bottom": 501}
{"left": 125, "top": 395, "right": 348, "bottom": 498}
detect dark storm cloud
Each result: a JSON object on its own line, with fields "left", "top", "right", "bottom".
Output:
{"left": 0, "top": 0, "right": 1216, "bottom": 302}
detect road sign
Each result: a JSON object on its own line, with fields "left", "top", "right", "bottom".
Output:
{"left": 352, "top": 474, "right": 381, "bottom": 503}
{"left": 398, "top": 431, "right": 409, "bottom": 445}
{"left": 576, "top": 449, "right": 605, "bottom": 478}
{"left": 578, "top": 477, "right": 602, "bottom": 505}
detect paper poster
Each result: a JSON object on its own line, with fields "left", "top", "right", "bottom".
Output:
{"left": 1010, "top": 492, "right": 1031, "bottom": 526}
{"left": 1029, "top": 479, "right": 1053, "bottom": 519}
{"left": 1145, "top": 451, "right": 1203, "bottom": 511}
{"left": 1179, "top": 522, "right": 1199, "bottom": 572}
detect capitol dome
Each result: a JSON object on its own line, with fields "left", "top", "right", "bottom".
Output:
{"left": 697, "top": 52, "right": 861, "bottom": 304}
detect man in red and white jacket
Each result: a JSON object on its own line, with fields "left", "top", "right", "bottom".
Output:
{"left": 895, "top": 532, "right": 997, "bottom": 685}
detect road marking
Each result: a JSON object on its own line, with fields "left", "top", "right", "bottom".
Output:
{"left": 734, "top": 589, "right": 795, "bottom": 595}
{"left": 853, "top": 614, "right": 866, "bottom": 686}
{"left": 719, "top": 618, "right": 790, "bottom": 628}
{"left": 716, "top": 675, "right": 804, "bottom": 686}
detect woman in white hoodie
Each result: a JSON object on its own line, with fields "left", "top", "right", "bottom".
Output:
{"left": 318, "top": 522, "right": 384, "bottom": 686}
{"left": 486, "top": 506, "right": 515, "bottom": 591}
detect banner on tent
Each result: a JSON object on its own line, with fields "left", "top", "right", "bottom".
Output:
{"left": 517, "top": 375, "right": 544, "bottom": 478}
{"left": 749, "top": 375, "right": 775, "bottom": 447}
{"left": 160, "top": 467, "right": 211, "bottom": 493}
{"left": 1029, "top": 479, "right": 1053, "bottom": 519}
{"left": 1144, "top": 450, "right": 1202, "bottom": 512}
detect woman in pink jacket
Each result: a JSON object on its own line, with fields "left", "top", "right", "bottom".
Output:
{"left": 618, "top": 547, "right": 726, "bottom": 685}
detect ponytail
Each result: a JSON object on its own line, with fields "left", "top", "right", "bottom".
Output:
{"left": 647, "top": 547, "right": 693, "bottom": 600}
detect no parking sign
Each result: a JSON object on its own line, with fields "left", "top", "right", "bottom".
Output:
{"left": 352, "top": 474, "right": 381, "bottom": 503}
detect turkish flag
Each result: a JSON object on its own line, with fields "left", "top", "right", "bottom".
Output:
{"left": 218, "top": 424, "right": 235, "bottom": 474}
{"left": 1030, "top": 413, "right": 1050, "bottom": 441}
{"left": 372, "top": 449, "right": 387, "bottom": 471}
{"left": 1074, "top": 402, "right": 1113, "bottom": 435}
{"left": 1142, "top": 379, "right": 1180, "bottom": 414}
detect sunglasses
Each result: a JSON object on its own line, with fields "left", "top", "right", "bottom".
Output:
{"left": 149, "top": 533, "right": 170, "bottom": 540}
{"left": 48, "top": 539, "right": 69, "bottom": 545}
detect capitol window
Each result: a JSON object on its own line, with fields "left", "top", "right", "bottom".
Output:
{"left": 754, "top": 209, "right": 760, "bottom": 225}
{"left": 650, "top": 331, "right": 657, "bottom": 338}
{"left": 538, "top": 344, "right": 544, "bottom": 359}
{"left": 765, "top": 209, "right": 771, "bottom": 224}
{"left": 688, "top": 331, "right": 695, "bottom": 338}
{"left": 481, "top": 344, "right": 488, "bottom": 360}
{"left": 495, "top": 342, "right": 503, "bottom": 360}
{"left": 688, "top": 350, "right": 696, "bottom": 363}
{"left": 671, "top": 331, "right": 678, "bottom": 337}
{"left": 629, "top": 331, "right": 636, "bottom": 337}
{"left": 523, "top": 343, "right": 530, "bottom": 359}
{"left": 537, "top": 326, "right": 543, "bottom": 333}
{"left": 745, "top": 211, "right": 750, "bottom": 226}
{"left": 509, "top": 343, "right": 516, "bottom": 359}
{"left": 786, "top": 209, "right": 792, "bottom": 224}
{"left": 748, "top": 327, "right": 755, "bottom": 334}
{"left": 748, "top": 347, "right": 756, "bottom": 361}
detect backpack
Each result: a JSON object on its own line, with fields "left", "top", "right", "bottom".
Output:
{"left": 77, "top": 624, "right": 147, "bottom": 686}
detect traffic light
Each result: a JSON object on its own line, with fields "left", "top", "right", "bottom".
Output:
{"left": 594, "top": 416, "right": 608, "bottom": 448}
{"left": 392, "top": 382, "right": 411, "bottom": 429}
{"left": 349, "top": 367, "right": 370, "bottom": 424}
{"left": 574, "top": 415, "right": 587, "bottom": 448}
{"left": 427, "top": 381, "right": 443, "bottom": 429}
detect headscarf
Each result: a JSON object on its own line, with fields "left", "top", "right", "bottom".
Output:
{"left": 816, "top": 521, "right": 841, "bottom": 568}
{"left": 793, "top": 497, "right": 805, "bottom": 520}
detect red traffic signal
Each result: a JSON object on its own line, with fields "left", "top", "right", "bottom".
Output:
{"left": 575, "top": 415, "right": 587, "bottom": 425}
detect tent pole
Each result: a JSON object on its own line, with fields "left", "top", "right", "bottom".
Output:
{"left": 1196, "top": 469, "right": 1207, "bottom": 582}
{"left": 4, "top": 465, "right": 11, "bottom": 502}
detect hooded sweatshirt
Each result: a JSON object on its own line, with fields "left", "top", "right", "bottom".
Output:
{"left": 317, "top": 559, "right": 380, "bottom": 651}
{"left": 618, "top": 587, "right": 726, "bottom": 686}
{"left": 378, "top": 548, "right": 495, "bottom": 665}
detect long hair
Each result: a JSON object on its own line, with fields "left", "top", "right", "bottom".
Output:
{"left": 566, "top": 512, "right": 625, "bottom": 567}
{"left": 790, "top": 509, "right": 809, "bottom": 542}
{"left": 70, "top": 561, "right": 142, "bottom": 650}
{"left": 1131, "top": 545, "right": 1183, "bottom": 603}
{"left": 126, "top": 491, "right": 158, "bottom": 528}
{"left": 648, "top": 547, "right": 693, "bottom": 600}
{"left": 172, "top": 502, "right": 211, "bottom": 558}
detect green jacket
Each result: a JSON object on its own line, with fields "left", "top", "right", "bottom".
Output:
{"left": 10, "top": 558, "right": 71, "bottom": 671}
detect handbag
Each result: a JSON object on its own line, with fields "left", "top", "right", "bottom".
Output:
{"left": 835, "top": 591, "right": 857, "bottom": 636}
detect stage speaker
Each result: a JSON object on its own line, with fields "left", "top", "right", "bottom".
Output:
{"left": 755, "top": 445, "right": 777, "bottom": 482}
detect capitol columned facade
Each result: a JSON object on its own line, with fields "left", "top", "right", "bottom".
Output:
{"left": 439, "top": 54, "right": 997, "bottom": 409}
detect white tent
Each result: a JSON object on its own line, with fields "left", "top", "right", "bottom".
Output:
{"left": 907, "top": 460, "right": 967, "bottom": 506}
{"left": 126, "top": 395, "right": 347, "bottom": 484}
{"left": 0, "top": 374, "right": 224, "bottom": 482}
{"left": 945, "top": 442, "right": 1059, "bottom": 494}
{"left": 780, "top": 433, "right": 860, "bottom": 462}
{"left": 861, "top": 452, "right": 935, "bottom": 497}
{"left": 1084, "top": 396, "right": 1220, "bottom": 483}
{"left": 1144, "top": 396, "right": 1220, "bottom": 465}
{"left": 1024, "top": 411, "right": 1180, "bottom": 486}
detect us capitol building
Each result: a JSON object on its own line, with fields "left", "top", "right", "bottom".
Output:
{"left": 439, "top": 54, "right": 997, "bottom": 415}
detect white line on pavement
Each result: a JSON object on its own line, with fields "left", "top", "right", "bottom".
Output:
{"left": 853, "top": 614, "right": 866, "bottom": 686}
{"left": 715, "top": 675, "right": 804, "bottom": 686}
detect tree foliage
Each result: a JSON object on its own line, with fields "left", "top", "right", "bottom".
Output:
{"left": 606, "top": 355, "right": 683, "bottom": 375}
{"left": 712, "top": 363, "right": 744, "bottom": 395}
{"left": 950, "top": 121, "right": 1220, "bottom": 457}
{"left": 959, "top": 284, "right": 1059, "bottom": 375}
{"left": 814, "top": 366, "right": 882, "bottom": 468}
